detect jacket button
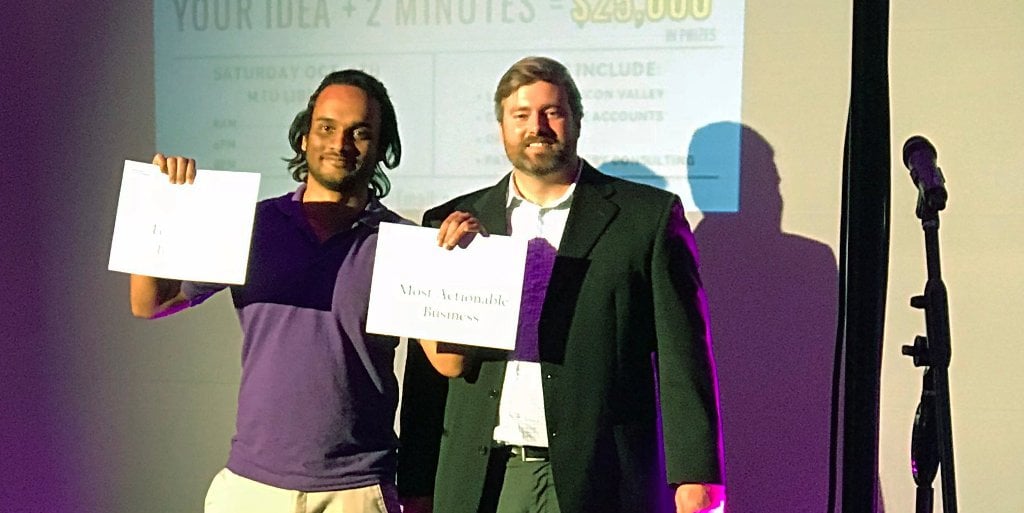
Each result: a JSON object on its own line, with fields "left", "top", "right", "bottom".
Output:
{"left": 488, "top": 389, "right": 498, "bottom": 398}
{"left": 550, "top": 431, "right": 558, "bottom": 438}
{"left": 478, "top": 446, "right": 489, "bottom": 455}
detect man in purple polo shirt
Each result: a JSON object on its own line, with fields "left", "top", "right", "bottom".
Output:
{"left": 130, "top": 70, "right": 449, "bottom": 513}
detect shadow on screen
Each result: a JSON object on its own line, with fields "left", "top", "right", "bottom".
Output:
{"left": 597, "top": 159, "right": 669, "bottom": 190}
{"left": 689, "top": 122, "right": 840, "bottom": 513}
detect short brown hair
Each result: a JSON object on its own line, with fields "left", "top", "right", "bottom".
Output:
{"left": 493, "top": 56, "right": 583, "bottom": 124}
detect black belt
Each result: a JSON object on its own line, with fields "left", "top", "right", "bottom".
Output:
{"left": 505, "top": 445, "right": 550, "bottom": 462}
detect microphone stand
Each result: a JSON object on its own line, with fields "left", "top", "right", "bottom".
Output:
{"left": 900, "top": 196, "right": 958, "bottom": 513}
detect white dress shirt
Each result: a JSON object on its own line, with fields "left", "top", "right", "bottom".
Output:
{"left": 492, "top": 170, "right": 577, "bottom": 448}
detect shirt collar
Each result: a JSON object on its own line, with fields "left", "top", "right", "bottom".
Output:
{"left": 505, "top": 160, "right": 582, "bottom": 210}
{"left": 287, "top": 182, "right": 391, "bottom": 228}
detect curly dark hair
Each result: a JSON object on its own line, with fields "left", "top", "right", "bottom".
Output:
{"left": 286, "top": 69, "right": 401, "bottom": 198}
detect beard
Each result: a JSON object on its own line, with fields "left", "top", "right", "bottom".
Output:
{"left": 307, "top": 155, "right": 375, "bottom": 193}
{"left": 508, "top": 136, "right": 574, "bottom": 177}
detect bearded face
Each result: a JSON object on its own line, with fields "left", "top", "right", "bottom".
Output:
{"left": 500, "top": 81, "right": 580, "bottom": 178}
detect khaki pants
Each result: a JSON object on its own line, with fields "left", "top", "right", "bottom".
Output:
{"left": 204, "top": 468, "right": 400, "bottom": 513}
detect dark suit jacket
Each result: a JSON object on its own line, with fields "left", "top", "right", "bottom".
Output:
{"left": 399, "top": 163, "right": 723, "bottom": 513}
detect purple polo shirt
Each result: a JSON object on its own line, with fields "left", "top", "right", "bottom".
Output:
{"left": 183, "top": 185, "right": 408, "bottom": 491}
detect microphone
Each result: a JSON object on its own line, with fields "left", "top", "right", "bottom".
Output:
{"left": 902, "top": 135, "right": 947, "bottom": 212}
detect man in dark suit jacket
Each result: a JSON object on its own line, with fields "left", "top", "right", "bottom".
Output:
{"left": 398, "top": 56, "right": 725, "bottom": 513}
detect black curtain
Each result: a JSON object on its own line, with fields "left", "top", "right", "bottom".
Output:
{"left": 835, "top": 1, "right": 891, "bottom": 512}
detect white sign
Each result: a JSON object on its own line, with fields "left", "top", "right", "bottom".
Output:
{"left": 367, "top": 222, "right": 527, "bottom": 350}
{"left": 108, "top": 160, "right": 260, "bottom": 284}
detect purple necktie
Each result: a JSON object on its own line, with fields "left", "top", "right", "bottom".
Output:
{"left": 512, "top": 237, "right": 558, "bottom": 362}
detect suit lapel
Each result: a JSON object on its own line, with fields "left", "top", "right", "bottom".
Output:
{"left": 468, "top": 166, "right": 619, "bottom": 253}
{"left": 558, "top": 163, "right": 619, "bottom": 259}
{"left": 469, "top": 173, "right": 511, "bottom": 236}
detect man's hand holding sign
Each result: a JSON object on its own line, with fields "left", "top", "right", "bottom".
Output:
{"left": 366, "top": 211, "right": 517, "bottom": 377}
